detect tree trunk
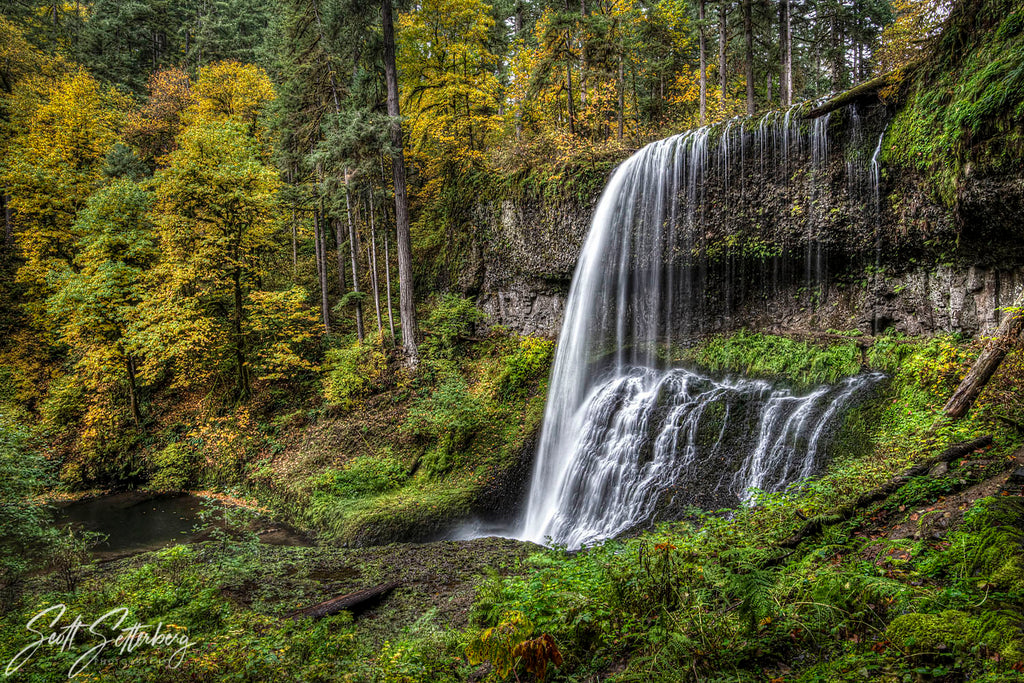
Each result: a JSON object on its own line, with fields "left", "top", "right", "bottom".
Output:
{"left": 291, "top": 215, "right": 297, "bottom": 275}
{"left": 942, "top": 291, "right": 1024, "bottom": 420}
{"left": 368, "top": 194, "right": 383, "bottom": 336}
{"left": 382, "top": 0, "right": 419, "bottom": 363}
{"left": 232, "top": 265, "right": 249, "bottom": 399}
{"left": 719, "top": 0, "right": 728, "bottom": 107}
{"left": 698, "top": 0, "right": 707, "bottom": 125}
{"left": 617, "top": 57, "right": 624, "bottom": 141}
{"left": 804, "top": 71, "right": 898, "bottom": 118}
{"left": 2, "top": 192, "right": 11, "bottom": 249}
{"left": 314, "top": 208, "right": 331, "bottom": 334}
{"left": 334, "top": 216, "right": 350, "bottom": 296}
{"left": 125, "top": 354, "right": 142, "bottom": 427}
{"left": 285, "top": 582, "right": 401, "bottom": 621}
{"left": 313, "top": 0, "right": 342, "bottom": 113}
{"left": 343, "top": 173, "right": 364, "bottom": 341}
{"left": 383, "top": 216, "right": 396, "bottom": 343}
{"left": 780, "top": 0, "right": 792, "bottom": 106}
{"left": 287, "top": 171, "right": 296, "bottom": 275}
{"left": 779, "top": 435, "right": 994, "bottom": 548}
{"left": 565, "top": 63, "right": 576, "bottom": 136}
{"left": 832, "top": 14, "right": 846, "bottom": 90}
{"left": 578, "top": 0, "right": 587, "bottom": 112}
{"left": 742, "top": 0, "right": 755, "bottom": 115}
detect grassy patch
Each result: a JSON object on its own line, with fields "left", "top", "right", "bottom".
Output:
{"left": 678, "top": 330, "right": 863, "bottom": 386}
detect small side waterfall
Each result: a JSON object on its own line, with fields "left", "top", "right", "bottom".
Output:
{"left": 519, "top": 106, "right": 886, "bottom": 549}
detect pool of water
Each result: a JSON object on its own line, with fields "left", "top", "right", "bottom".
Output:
{"left": 54, "top": 492, "right": 308, "bottom": 557}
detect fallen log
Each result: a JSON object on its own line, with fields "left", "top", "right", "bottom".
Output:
{"left": 942, "top": 291, "right": 1024, "bottom": 420}
{"left": 285, "top": 581, "right": 401, "bottom": 621}
{"left": 778, "top": 435, "right": 993, "bottom": 548}
{"left": 804, "top": 72, "right": 896, "bottom": 119}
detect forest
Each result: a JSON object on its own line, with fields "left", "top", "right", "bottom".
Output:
{"left": 2, "top": 0, "right": 1024, "bottom": 680}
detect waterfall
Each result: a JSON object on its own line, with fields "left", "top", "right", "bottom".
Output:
{"left": 870, "top": 129, "right": 886, "bottom": 215}
{"left": 518, "top": 107, "right": 885, "bottom": 549}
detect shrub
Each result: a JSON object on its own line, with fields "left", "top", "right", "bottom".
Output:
{"left": 403, "top": 374, "right": 486, "bottom": 477}
{"left": 0, "top": 421, "right": 52, "bottom": 610}
{"left": 322, "top": 334, "right": 388, "bottom": 409}
{"left": 47, "top": 527, "right": 104, "bottom": 593}
{"left": 196, "top": 498, "right": 260, "bottom": 587}
{"left": 420, "top": 294, "right": 486, "bottom": 361}
{"left": 150, "top": 442, "right": 200, "bottom": 490}
{"left": 498, "top": 336, "right": 555, "bottom": 399}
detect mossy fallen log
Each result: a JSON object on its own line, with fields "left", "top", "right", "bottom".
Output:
{"left": 803, "top": 72, "right": 897, "bottom": 119}
{"left": 777, "top": 435, "right": 993, "bottom": 548}
{"left": 285, "top": 581, "right": 401, "bottom": 620}
{"left": 942, "top": 291, "right": 1024, "bottom": 420}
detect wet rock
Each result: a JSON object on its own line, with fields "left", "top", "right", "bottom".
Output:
{"left": 462, "top": 105, "right": 1024, "bottom": 340}
{"left": 929, "top": 461, "right": 949, "bottom": 477}
{"left": 1009, "top": 467, "right": 1024, "bottom": 486}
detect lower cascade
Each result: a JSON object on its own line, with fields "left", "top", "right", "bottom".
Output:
{"left": 521, "top": 367, "right": 881, "bottom": 549}
{"left": 519, "top": 107, "right": 886, "bottom": 549}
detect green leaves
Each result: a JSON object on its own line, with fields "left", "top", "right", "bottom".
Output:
{"left": 0, "top": 420, "right": 53, "bottom": 599}
{"left": 420, "top": 293, "right": 486, "bottom": 362}
{"left": 403, "top": 373, "right": 486, "bottom": 478}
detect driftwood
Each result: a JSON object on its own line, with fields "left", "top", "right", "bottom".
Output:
{"left": 286, "top": 581, "right": 401, "bottom": 621}
{"left": 804, "top": 72, "right": 897, "bottom": 119}
{"left": 777, "top": 435, "right": 993, "bottom": 549}
{"left": 942, "top": 291, "right": 1024, "bottom": 420}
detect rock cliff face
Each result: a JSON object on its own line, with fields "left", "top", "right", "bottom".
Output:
{"left": 469, "top": 195, "right": 594, "bottom": 337}
{"left": 466, "top": 104, "right": 1024, "bottom": 339}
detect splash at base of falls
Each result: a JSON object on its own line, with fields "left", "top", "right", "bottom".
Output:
{"left": 521, "top": 368, "right": 882, "bottom": 549}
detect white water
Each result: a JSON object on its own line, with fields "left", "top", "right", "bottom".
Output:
{"left": 518, "top": 109, "right": 885, "bottom": 549}
{"left": 523, "top": 366, "right": 880, "bottom": 549}
{"left": 870, "top": 129, "right": 886, "bottom": 215}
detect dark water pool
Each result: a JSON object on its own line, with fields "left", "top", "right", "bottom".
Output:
{"left": 54, "top": 492, "right": 308, "bottom": 557}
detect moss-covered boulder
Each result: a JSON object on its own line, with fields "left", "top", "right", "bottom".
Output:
{"left": 886, "top": 609, "right": 1024, "bottom": 661}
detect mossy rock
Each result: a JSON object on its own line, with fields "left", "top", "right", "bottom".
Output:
{"left": 886, "top": 610, "right": 973, "bottom": 655}
{"left": 958, "top": 497, "right": 1024, "bottom": 593}
{"left": 886, "top": 610, "right": 1024, "bottom": 661}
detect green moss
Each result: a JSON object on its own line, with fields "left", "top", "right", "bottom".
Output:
{"left": 150, "top": 442, "right": 200, "bottom": 490}
{"left": 885, "top": 0, "right": 1024, "bottom": 205}
{"left": 887, "top": 610, "right": 974, "bottom": 654}
{"left": 680, "top": 331, "right": 862, "bottom": 387}
{"left": 308, "top": 454, "right": 408, "bottom": 499}
{"left": 943, "top": 497, "right": 1024, "bottom": 594}
{"left": 887, "top": 610, "right": 1024, "bottom": 661}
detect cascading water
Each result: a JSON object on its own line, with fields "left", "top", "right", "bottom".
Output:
{"left": 870, "top": 129, "right": 887, "bottom": 215}
{"left": 519, "top": 106, "right": 886, "bottom": 549}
